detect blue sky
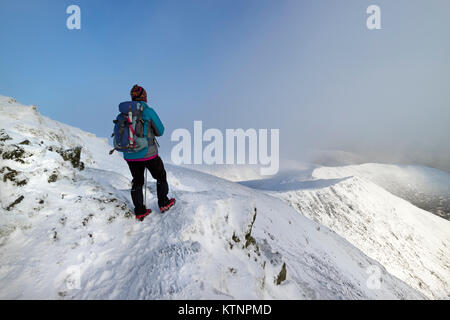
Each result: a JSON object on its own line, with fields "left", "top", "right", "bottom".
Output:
{"left": 1, "top": 0, "right": 449, "bottom": 167}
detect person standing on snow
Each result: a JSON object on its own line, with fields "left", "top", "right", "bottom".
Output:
{"left": 124, "top": 84, "right": 175, "bottom": 221}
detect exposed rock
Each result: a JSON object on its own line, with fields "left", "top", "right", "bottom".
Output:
{"left": 54, "top": 146, "right": 85, "bottom": 170}
{"left": 0, "top": 166, "right": 27, "bottom": 186}
{"left": 275, "top": 262, "right": 287, "bottom": 285}
{"left": 6, "top": 195, "right": 24, "bottom": 211}
{"left": 1, "top": 144, "right": 27, "bottom": 163}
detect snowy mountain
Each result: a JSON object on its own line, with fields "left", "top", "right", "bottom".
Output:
{"left": 312, "top": 164, "right": 450, "bottom": 220}
{"left": 241, "top": 167, "right": 450, "bottom": 299}
{"left": 179, "top": 164, "right": 264, "bottom": 183}
{"left": 0, "top": 95, "right": 424, "bottom": 299}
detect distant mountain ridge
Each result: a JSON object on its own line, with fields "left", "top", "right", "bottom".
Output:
{"left": 237, "top": 165, "right": 450, "bottom": 299}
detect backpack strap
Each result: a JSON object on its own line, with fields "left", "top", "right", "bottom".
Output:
{"left": 128, "top": 106, "right": 134, "bottom": 148}
{"left": 118, "top": 117, "right": 127, "bottom": 143}
{"left": 135, "top": 104, "right": 145, "bottom": 137}
{"left": 126, "top": 115, "right": 136, "bottom": 148}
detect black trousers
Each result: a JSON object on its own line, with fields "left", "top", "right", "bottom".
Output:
{"left": 127, "top": 156, "right": 169, "bottom": 214}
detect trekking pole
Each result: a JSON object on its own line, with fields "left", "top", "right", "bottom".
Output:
{"left": 144, "top": 168, "right": 147, "bottom": 207}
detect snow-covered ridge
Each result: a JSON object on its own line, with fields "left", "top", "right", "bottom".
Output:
{"left": 0, "top": 95, "right": 423, "bottom": 299}
{"left": 312, "top": 164, "right": 450, "bottom": 220}
{"left": 240, "top": 167, "right": 450, "bottom": 299}
{"left": 179, "top": 164, "right": 265, "bottom": 182}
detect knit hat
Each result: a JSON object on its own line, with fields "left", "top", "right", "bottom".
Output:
{"left": 130, "top": 84, "right": 148, "bottom": 102}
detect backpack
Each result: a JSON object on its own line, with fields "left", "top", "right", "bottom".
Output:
{"left": 109, "top": 101, "right": 150, "bottom": 155}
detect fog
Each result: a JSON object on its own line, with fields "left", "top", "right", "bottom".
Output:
{"left": 161, "top": 0, "right": 450, "bottom": 172}
{"left": 2, "top": 0, "right": 448, "bottom": 171}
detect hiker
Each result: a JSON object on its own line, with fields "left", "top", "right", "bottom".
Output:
{"left": 116, "top": 85, "right": 175, "bottom": 221}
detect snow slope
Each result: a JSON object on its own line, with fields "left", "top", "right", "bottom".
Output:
{"left": 241, "top": 169, "right": 450, "bottom": 299}
{"left": 0, "top": 95, "right": 423, "bottom": 299}
{"left": 179, "top": 164, "right": 264, "bottom": 182}
{"left": 312, "top": 164, "right": 450, "bottom": 220}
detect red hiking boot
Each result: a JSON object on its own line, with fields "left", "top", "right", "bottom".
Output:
{"left": 135, "top": 209, "right": 152, "bottom": 221}
{"left": 160, "top": 198, "right": 176, "bottom": 213}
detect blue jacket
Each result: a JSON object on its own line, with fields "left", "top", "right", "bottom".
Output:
{"left": 123, "top": 101, "right": 164, "bottom": 160}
